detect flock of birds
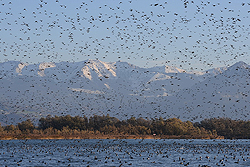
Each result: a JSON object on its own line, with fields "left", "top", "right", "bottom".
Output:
{"left": 1, "top": 59, "right": 249, "bottom": 125}
{"left": 0, "top": 139, "right": 249, "bottom": 166}
{"left": 0, "top": 0, "right": 249, "bottom": 123}
{"left": 0, "top": 1, "right": 250, "bottom": 166}
{"left": 0, "top": 0, "right": 249, "bottom": 69}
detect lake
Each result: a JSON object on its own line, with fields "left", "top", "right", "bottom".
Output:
{"left": 0, "top": 139, "right": 249, "bottom": 166}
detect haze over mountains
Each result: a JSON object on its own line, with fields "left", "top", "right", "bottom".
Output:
{"left": 0, "top": 60, "right": 249, "bottom": 124}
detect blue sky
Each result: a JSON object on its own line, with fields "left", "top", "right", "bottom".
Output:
{"left": 0, "top": 0, "right": 249, "bottom": 71}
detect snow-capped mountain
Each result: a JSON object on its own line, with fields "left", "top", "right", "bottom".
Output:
{"left": 157, "top": 61, "right": 250, "bottom": 121}
{"left": 0, "top": 60, "right": 248, "bottom": 124}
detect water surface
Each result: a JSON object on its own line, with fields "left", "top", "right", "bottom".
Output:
{"left": 0, "top": 139, "right": 249, "bottom": 166}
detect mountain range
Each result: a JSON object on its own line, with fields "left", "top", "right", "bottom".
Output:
{"left": 0, "top": 60, "right": 249, "bottom": 125}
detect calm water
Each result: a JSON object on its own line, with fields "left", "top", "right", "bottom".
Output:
{"left": 0, "top": 139, "right": 249, "bottom": 167}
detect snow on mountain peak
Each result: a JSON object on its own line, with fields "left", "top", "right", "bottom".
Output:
{"left": 16, "top": 62, "right": 29, "bottom": 75}
{"left": 113, "top": 61, "right": 139, "bottom": 69}
{"left": 81, "top": 59, "right": 117, "bottom": 80}
{"left": 149, "top": 73, "right": 172, "bottom": 82}
{"left": 229, "top": 61, "right": 249, "bottom": 70}
{"left": 149, "top": 65, "right": 186, "bottom": 74}
{"left": 0, "top": 61, "right": 22, "bottom": 78}
{"left": 38, "top": 62, "right": 56, "bottom": 76}
{"left": 81, "top": 66, "right": 92, "bottom": 80}
{"left": 39, "top": 62, "right": 56, "bottom": 70}
{"left": 164, "top": 65, "right": 186, "bottom": 73}
{"left": 204, "top": 66, "right": 228, "bottom": 76}
{"left": 221, "top": 61, "right": 250, "bottom": 78}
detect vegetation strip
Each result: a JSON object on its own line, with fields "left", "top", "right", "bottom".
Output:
{"left": 0, "top": 115, "right": 249, "bottom": 139}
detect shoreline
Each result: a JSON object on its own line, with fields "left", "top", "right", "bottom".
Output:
{"left": 0, "top": 134, "right": 224, "bottom": 140}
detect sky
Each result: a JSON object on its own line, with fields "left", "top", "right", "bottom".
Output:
{"left": 0, "top": 0, "right": 249, "bottom": 71}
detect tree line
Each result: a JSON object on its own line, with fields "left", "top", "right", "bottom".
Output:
{"left": 0, "top": 115, "right": 249, "bottom": 139}
{"left": 195, "top": 117, "right": 250, "bottom": 139}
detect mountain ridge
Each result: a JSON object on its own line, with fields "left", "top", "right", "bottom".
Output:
{"left": 0, "top": 60, "right": 249, "bottom": 124}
